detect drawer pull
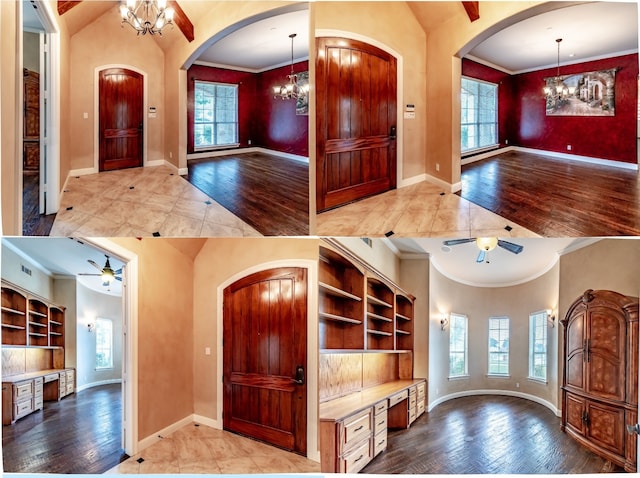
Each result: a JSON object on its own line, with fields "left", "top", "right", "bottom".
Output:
{"left": 378, "top": 420, "right": 385, "bottom": 426}
{"left": 354, "top": 454, "right": 364, "bottom": 463}
{"left": 354, "top": 425, "right": 364, "bottom": 432}
{"left": 378, "top": 440, "right": 385, "bottom": 446}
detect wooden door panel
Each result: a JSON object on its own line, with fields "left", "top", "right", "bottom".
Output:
{"left": 223, "top": 267, "right": 307, "bottom": 455}
{"left": 317, "top": 38, "right": 397, "bottom": 211}
{"left": 23, "top": 70, "right": 40, "bottom": 172}
{"left": 586, "top": 400, "right": 625, "bottom": 456}
{"left": 564, "top": 393, "right": 586, "bottom": 436}
{"left": 565, "top": 312, "right": 585, "bottom": 390}
{"left": 99, "top": 68, "right": 143, "bottom": 171}
{"left": 587, "top": 309, "right": 625, "bottom": 401}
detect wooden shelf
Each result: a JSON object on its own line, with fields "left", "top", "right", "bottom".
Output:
{"left": 367, "top": 312, "right": 393, "bottom": 322}
{"left": 1, "top": 323, "right": 26, "bottom": 330}
{"left": 28, "top": 332, "right": 47, "bottom": 337}
{"left": 367, "top": 329, "right": 393, "bottom": 337}
{"left": 367, "top": 294, "right": 393, "bottom": 308}
{"left": 1, "top": 306, "right": 25, "bottom": 315}
{"left": 50, "top": 332, "right": 62, "bottom": 336}
{"left": 320, "top": 282, "right": 362, "bottom": 301}
{"left": 49, "top": 320, "right": 62, "bottom": 326}
{"left": 396, "top": 329, "right": 411, "bottom": 335}
{"left": 320, "top": 311, "right": 363, "bottom": 325}
{"left": 28, "top": 321, "right": 47, "bottom": 328}
{"left": 28, "top": 310, "right": 47, "bottom": 318}
{"left": 396, "top": 313, "right": 412, "bottom": 321}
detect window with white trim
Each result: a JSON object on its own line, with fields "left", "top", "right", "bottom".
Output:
{"left": 488, "top": 317, "right": 509, "bottom": 375}
{"left": 529, "top": 311, "right": 548, "bottom": 382}
{"left": 194, "top": 81, "right": 238, "bottom": 149}
{"left": 461, "top": 77, "right": 498, "bottom": 154}
{"left": 449, "top": 313, "right": 468, "bottom": 378}
{"left": 95, "top": 318, "right": 113, "bottom": 370}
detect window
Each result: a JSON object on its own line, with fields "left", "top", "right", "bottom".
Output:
{"left": 194, "top": 81, "right": 238, "bottom": 149}
{"left": 449, "top": 313, "right": 468, "bottom": 378}
{"left": 488, "top": 317, "right": 509, "bottom": 375}
{"left": 95, "top": 318, "right": 113, "bottom": 370}
{"left": 529, "top": 311, "right": 548, "bottom": 382}
{"left": 461, "top": 77, "right": 498, "bottom": 154}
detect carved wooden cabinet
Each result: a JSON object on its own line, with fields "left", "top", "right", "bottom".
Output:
{"left": 561, "top": 290, "right": 638, "bottom": 472}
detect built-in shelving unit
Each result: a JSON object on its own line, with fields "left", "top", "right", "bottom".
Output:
{"left": 395, "top": 293, "right": 414, "bottom": 351}
{"left": 366, "top": 277, "right": 395, "bottom": 350}
{"left": 1, "top": 281, "right": 66, "bottom": 348}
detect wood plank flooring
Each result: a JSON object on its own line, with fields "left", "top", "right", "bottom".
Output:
{"left": 22, "top": 172, "right": 56, "bottom": 236}
{"left": 458, "top": 151, "right": 640, "bottom": 236}
{"left": 362, "top": 395, "right": 616, "bottom": 474}
{"left": 2, "top": 383, "right": 127, "bottom": 474}
{"left": 185, "top": 152, "right": 309, "bottom": 236}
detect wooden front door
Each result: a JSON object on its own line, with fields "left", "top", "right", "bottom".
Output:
{"left": 223, "top": 267, "right": 307, "bottom": 455}
{"left": 316, "top": 37, "right": 397, "bottom": 212}
{"left": 99, "top": 68, "right": 143, "bottom": 171}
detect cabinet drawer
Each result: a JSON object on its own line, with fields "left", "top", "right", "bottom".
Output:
{"left": 34, "top": 396, "right": 43, "bottom": 410}
{"left": 343, "top": 438, "right": 371, "bottom": 474}
{"left": 59, "top": 375, "right": 66, "bottom": 387}
{"left": 417, "top": 381, "right": 426, "bottom": 398}
{"left": 374, "top": 410, "right": 388, "bottom": 434}
{"left": 409, "top": 407, "right": 417, "bottom": 424}
{"left": 417, "top": 400, "right": 426, "bottom": 416}
{"left": 409, "top": 386, "right": 417, "bottom": 397}
{"left": 66, "top": 384, "right": 74, "bottom": 395}
{"left": 14, "top": 398, "right": 33, "bottom": 418}
{"left": 44, "top": 373, "right": 58, "bottom": 383}
{"left": 389, "top": 390, "right": 408, "bottom": 408}
{"left": 14, "top": 381, "right": 33, "bottom": 400}
{"left": 34, "top": 383, "right": 43, "bottom": 397}
{"left": 374, "top": 431, "right": 388, "bottom": 456}
{"left": 34, "top": 377, "right": 44, "bottom": 386}
{"left": 66, "top": 370, "right": 74, "bottom": 379}
{"left": 409, "top": 394, "right": 417, "bottom": 409}
{"left": 342, "top": 409, "right": 372, "bottom": 450}
{"left": 374, "top": 400, "right": 388, "bottom": 415}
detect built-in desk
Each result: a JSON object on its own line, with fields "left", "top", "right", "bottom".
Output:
{"left": 2, "top": 368, "right": 75, "bottom": 425}
{"left": 320, "top": 379, "right": 427, "bottom": 473}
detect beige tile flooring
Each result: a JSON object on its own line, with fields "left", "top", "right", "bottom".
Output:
{"left": 316, "top": 180, "right": 540, "bottom": 238}
{"left": 106, "top": 423, "right": 320, "bottom": 474}
{"left": 50, "top": 166, "right": 261, "bottom": 237}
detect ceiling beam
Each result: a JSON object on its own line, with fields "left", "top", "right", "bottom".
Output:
{"left": 58, "top": 0, "right": 82, "bottom": 16}
{"left": 169, "top": 1, "right": 194, "bottom": 43}
{"left": 462, "top": 1, "right": 480, "bottom": 22}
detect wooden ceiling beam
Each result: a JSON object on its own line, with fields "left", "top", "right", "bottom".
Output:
{"left": 58, "top": 0, "right": 82, "bottom": 16}
{"left": 462, "top": 1, "right": 480, "bottom": 22}
{"left": 169, "top": 1, "right": 194, "bottom": 43}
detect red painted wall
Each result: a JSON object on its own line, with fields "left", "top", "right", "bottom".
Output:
{"left": 462, "top": 54, "right": 638, "bottom": 164}
{"left": 187, "top": 62, "right": 308, "bottom": 156}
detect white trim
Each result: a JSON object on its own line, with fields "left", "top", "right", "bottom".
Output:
{"left": 187, "top": 146, "right": 309, "bottom": 164}
{"left": 398, "top": 173, "right": 427, "bottom": 189}
{"left": 512, "top": 146, "right": 638, "bottom": 171}
{"left": 465, "top": 54, "right": 512, "bottom": 75}
{"left": 193, "top": 414, "right": 221, "bottom": 430}
{"left": 76, "top": 378, "right": 122, "bottom": 393}
{"left": 424, "top": 173, "right": 462, "bottom": 193}
{"left": 216, "top": 259, "right": 319, "bottom": 461}
{"left": 15, "top": 2, "right": 24, "bottom": 231}
{"left": 137, "top": 415, "right": 194, "bottom": 452}
{"left": 461, "top": 146, "right": 512, "bottom": 165}
{"left": 316, "top": 29, "right": 404, "bottom": 192}
{"left": 93, "top": 65, "right": 148, "bottom": 172}
{"left": 193, "top": 56, "right": 310, "bottom": 75}
{"left": 68, "top": 167, "right": 99, "bottom": 177}
{"left": 428, "top": 389, "right": 561, "bottom": 417}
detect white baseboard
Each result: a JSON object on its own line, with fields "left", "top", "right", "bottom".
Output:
{"left": 423, "top": 173, "right": 462, "bottom": 193}
{"left": 513, "top": 146, "right": 638, "bottom": 170}
{"left": 76, "top": 378, "right": 122, "bottom": 393}
{"left": 428, "top": 389, "right": 561, "bottom": 417}
{"left": 398, "top": 173, "right": 427, "bottom": 188}
{"left": 68, "top": 166, "right": 99, "bottom": 177}
{"left": 193, "top": 414, "right": 221, "bottom": 430}
{"left": 178, "top": 167, "right": 188, "bottom": 176}
{"left": 187, "top": 147, "right": 309, "bottom": 164}
{"left": 138, "top": 414, "right": 195, "bottom": 452}
{"left": 462, "top": 146, "right": 514, "bottom": 165}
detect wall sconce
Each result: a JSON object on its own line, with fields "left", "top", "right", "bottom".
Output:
{"left": 547, "top": 309, "right": 556, "bottom": 328}
{"left": 87, "top": 323, "right": 95, "bottom": 333}
{"left": 440, "top": 313, "right": 449, "bottom": 331}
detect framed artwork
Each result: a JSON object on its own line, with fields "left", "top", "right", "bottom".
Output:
{"left": 544, "top": 68, "right": 616, "bottom": 116}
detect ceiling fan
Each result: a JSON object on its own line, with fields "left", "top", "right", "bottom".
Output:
{"left": 78, "top": 255, "right": 122, "bottom": 285}
{"left": 443, "top": 238, "right": 524, "bottom": 263}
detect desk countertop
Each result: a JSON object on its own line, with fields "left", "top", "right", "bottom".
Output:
{"left": 2, "top": 369, "right": 69, "bottom": 384}
{"left": 320, "top": 378, "right": 426, "bottom": 422}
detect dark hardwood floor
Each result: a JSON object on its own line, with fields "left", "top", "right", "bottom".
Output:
{"left": 459, "top": 151, "right": 640, "bottom": 236}
{"left": 2, "top": 383, "right": 127, "bottom": 474}
{"left": 362, "top": 395, "right": 616, "bottom": 474}
{"left": 22, "top": 171, "right": 56, "bottom": 236}
{"left": 185, "top": 152, "right": 309, "bottom": 236}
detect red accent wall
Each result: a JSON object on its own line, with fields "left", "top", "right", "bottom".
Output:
{"left": 187, "top": 62, "right": 308, "bottom": 156}
{"left": 462, "top": 54, "right": 638, "bottom": 164}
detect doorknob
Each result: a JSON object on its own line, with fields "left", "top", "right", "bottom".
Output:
{"left": 389, "top": 126, "right": 397, "bottom": 140}
{"left": 627, "top": 423, "right": 640, "bottom": 435}
{"left": 294, "top": 365, "right": 305, "bottom": 385}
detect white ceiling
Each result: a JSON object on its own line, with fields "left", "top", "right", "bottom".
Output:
{"left": 467, "top": 2, "right": 638, "bottom": 74}
{"left": 3, "top": 238, "right": 125, "bottom": 297}
{"left": 195, "top": 8, "right": 309, "bottom": 72}
{"left": 389, "top": 237, "right": 599, "bottom": 287}
{"left": 22, "top": 0, "right": 44, "bottom": 31}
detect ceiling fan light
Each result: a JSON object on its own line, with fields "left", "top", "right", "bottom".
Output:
{"left": 476, "top": 237, "right": 498, "bottom": 252}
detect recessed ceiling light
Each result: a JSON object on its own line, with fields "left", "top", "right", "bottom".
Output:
{"left": 441, "top": 246, "right": 451, "bottom": 253}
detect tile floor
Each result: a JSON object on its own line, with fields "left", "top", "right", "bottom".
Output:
{"left": 106, "top": 423, "right": 321, "bottom": 474}
{"left": 316, "top": 181, "right": 540, "bottom": 238}
{"left": 49, "top": 166, "right": 261, "bottom": 237}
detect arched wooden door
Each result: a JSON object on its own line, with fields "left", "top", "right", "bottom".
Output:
{"left": 223, "top": 267, "right": 307, "bottom": 455}
{"left": 316, "top": 37, "right": 397, "bottom": 212}
{"left": 99, "top": 68, "right": 143, "bottom": 171}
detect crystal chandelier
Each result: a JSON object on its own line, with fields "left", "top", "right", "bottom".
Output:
{"left": 273, "top": 33, "right": 309, "bottom": 100}
{"left": 543, "top": 38, "right": 575, "bottom": 97}
{"left": 120, "top": 0, "right": 174, "bottom": 36}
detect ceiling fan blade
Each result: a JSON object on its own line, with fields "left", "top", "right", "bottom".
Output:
{"left": 114, "top": 268, "right": 123, "bottom": 275}
{"left": 443, "top": 238, "right": 476, "bottom": 246}
{"left": 497, "top": 240, "right": 524, "bottom": 254}
{"left": 78, "top": 273, "right": 101, "bottom": 276}
{"left": 476, "top": 250, "right": 486, "bottom": 263}
{"left": 115, "top": 276, "right": 123, "bottom": 282}
{"left": 87, "top": 259, "right": 103, "bottom": 271}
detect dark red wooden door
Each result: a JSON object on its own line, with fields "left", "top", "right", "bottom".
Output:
{"left": 99, "top": 68, "right": 143, "bottom": 171}
{"left": 223, "top": 267, "right": 307, "bottom": 455}
{"left": 316, "top": 37, "right": 397, "bottom": 212}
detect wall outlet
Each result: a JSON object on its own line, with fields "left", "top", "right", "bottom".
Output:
{"left": 436, "top": 163, "right": 440, "bottom": 172}
{"left": 505, "top": 139, "right": 509, "bottom": 145}
{"left": 248, "top": 139, "right": 252, "bottom": 145}
{"left": 169, "top": 152, "right": 173, "bottom": 159}
{"left": 205, "top": 347, "right": 211, "bottom": 355}
{"left": 516, "top": 382, "right": 520, "bottom": 388}
{"left": 567, "top": 144, "right": 572, "bottom": 151}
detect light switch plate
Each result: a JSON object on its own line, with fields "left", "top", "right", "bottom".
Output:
{"left": 404, "top": 112, "right": 416, "bottom": 119}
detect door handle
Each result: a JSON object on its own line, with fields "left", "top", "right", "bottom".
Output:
{"left": 294, "top": 365, "right": 305, "bottom": 385}
{"left": 389, "top": 126, "right": 396, "bottom": 140}
{"left": 627, "top": 423, "right": 640, "bottom": 435}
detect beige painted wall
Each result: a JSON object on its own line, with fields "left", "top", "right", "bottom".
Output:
{"left": 428, "top": 261, "right": 560, "bottom": 409}
{"left": 53, "top": 278, "right": 77, "bottom": 370}
{"left": 111, "top": 237, "right": 195, "bottom": 441}
{"left": 399, "top": 257, "right": 429, "bottom": 380}
{"left": 1, "top": 242, "right": 53, "bottom": 299}
{"left": 334, "top": 237, "right": 400, "bottom": 283}
{"left": 68, "top": 11, "right": 165, "bottom": 172}
{"left": 314, "top": 1, "right": 427, "bottom": 182}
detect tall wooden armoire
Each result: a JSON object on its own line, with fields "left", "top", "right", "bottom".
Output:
{"left": 23, "top": 69, "right": 40, "bottom": 172}
{"left": 561, "top": 289, "right": 639, "bottom": 472}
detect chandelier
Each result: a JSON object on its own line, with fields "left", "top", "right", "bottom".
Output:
{"left": 120, "top": 0, "right": 174, "bottom": 36}
{"left": 273, "top": 33, "right": 309, "bottom": 100}
{"left": 543, "top": 38, "right": 575, "bottom": 97}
